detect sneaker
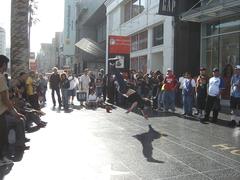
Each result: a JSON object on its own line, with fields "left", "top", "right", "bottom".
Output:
{"left": 0, "top": 157, "right": 13, "bottom": 166}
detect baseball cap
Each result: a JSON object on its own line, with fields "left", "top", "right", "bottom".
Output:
{"left": 167, "top": 68, "right": 172, "bottom": 72}
{"left": 200, "top": 67, "right": 206, "bottom": 71}
{"left": 212, "top": 68, "right": 219, "bottom": 72}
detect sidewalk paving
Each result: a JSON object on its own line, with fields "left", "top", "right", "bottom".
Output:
{"left": 2, "top": 97, "right": 240, "bottom": 180}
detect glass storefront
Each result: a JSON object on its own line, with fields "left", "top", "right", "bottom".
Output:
{"left": 202, "top": 16, "right": 240, "bottom": 99}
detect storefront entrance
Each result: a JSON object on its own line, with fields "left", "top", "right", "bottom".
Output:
{"left": 202, "top": 16, "right": 240, "bottom": 99}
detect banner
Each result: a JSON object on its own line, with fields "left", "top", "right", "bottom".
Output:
{"left": 158, "top": 0, "right": 177, "bottom": 16}
{"left": 108, "top": 35, "right": 130, "bottom": 54}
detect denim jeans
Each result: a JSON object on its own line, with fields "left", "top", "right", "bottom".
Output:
{"left": 163, "top": 90, "right": 175, "bottom": 111}
{"left": 183, "top": 95, "right": 193, "bottom": 115}
{"left": 61, "top": 89, "right": 69, "bottom": 109}
{"left": 96, "top": 87, "right": 103, "bottom": 97}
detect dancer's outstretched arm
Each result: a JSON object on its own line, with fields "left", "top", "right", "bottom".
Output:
{"left": 126, "top": 101, "right": 138, "bottom": 113}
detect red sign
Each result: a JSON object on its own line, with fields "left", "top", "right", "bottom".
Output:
{"left": 109, "top": 35, "right": 130, "bottom": 54}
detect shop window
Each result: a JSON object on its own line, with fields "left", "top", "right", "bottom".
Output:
{"left": 153, "top": 24, "right": 164, "bottom": 46}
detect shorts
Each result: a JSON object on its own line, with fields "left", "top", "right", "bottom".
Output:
{"left": 68, "top": 89, "right": 76, "bottom": 97}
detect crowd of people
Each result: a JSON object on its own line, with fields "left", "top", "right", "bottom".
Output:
{"left": 1, "top": 53, "right": 240, "bottom": 169}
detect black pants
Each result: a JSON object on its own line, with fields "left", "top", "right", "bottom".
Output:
{"left": 28, "top": 94, "right": 40, "bottom": 110}
{"left": 51, "top": 88, "right": 62, "bottom": 106}
{"left": 204, "top": 95, "right": 220, "bottom": 120}
{"left": 0, "top": 114, "right": 7, "bottom": 159}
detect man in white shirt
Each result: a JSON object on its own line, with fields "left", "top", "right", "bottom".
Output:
{"left": 68, "top": 73, "right": 79, "bottom": 105}
{"left": 201, "top": 68, "right": 224, "bottom": 123}
{"left": 79, "top": 69, "right": 91, "bottom": 105}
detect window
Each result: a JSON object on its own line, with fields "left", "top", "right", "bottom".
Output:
{"left": 139, "top": 31, "right": 147, "bottom": 50}
{"left": 131, "top": 30, "right": 148, "bottom": 52}
{"left": 153, "top": 24, "right": 164, "bottom": 46}
{"left": 97, "top": 22, "right": 106, "bottom": 43}
{"left": 130, "top": 55, "right": 147, "bottom": 73}
{"left": 131, "top": 34, "right": 138, "bottom": 52}
{"left": 123, "top": 0, "right": 145, "bottom": 23}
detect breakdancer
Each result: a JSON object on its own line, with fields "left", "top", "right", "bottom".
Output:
{"left": 109, "top": 61, "right": 150, "bottom": 120}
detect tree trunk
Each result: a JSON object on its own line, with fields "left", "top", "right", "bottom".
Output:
{"left": 11, "top": 0, "right": 29, "bottom": 79}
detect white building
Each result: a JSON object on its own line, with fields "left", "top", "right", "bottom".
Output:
{"left": 0, "top": 27, "right": 6, "bottom": 55}
{"left": 105, "top": 0, "right": 175, "bottom": 74}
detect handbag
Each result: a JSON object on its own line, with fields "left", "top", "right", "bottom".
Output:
{"left": 77, "top": 91, "right": 87, "bottom": 101}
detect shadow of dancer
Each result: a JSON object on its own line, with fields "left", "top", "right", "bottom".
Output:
{"left": 133, "top": 125, "right": 167, "bottom": 163}
{"left": 0, "top": 163, "right": 14, "bottom": 180}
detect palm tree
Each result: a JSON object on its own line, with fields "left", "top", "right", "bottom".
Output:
{"left": 11, "top": 0, "right": 30, "bottom": 79}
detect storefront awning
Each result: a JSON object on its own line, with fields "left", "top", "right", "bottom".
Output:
{"left": 75, "top": 38, "right": 105, "bottom": 58}
{"left": 180, "top": 0, "right": 240, "bottom": 22}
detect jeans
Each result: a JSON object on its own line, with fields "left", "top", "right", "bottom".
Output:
{"left": 61, "top": 89, "right": 69, "bottom": 109}
{"left": 163, "top": 90, "right": 175, "bottom": 111}
{"left": 96, "top": 87, "right": 103, "bottom": 97}
{"left": 51, "top": 88, "right": 62, "bottom": 106}
{"left": 183, "top": 95, "right": 193, "bottom": 115}
{"left": 157, "top": 91, "right": 163, "bottom": 109}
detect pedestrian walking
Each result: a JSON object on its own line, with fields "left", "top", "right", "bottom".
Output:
{"left": 60, "top": 73, "right": 70, "bottom": 110}
{"left": 79, "top": 68, "right": 91, "bottom": 105}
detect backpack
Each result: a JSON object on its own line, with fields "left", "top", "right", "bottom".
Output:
{"left": 183, "top": 79, "right": 193, "bottom": 96}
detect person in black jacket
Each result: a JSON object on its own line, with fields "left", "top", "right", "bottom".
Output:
{"left": 49, "top": 67, "right": 62, "bottom": 107}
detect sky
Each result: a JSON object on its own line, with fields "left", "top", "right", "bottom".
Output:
{"left": 0, "top": 0, "right": 64, "bottom": 53}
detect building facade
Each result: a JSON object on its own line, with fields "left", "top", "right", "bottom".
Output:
{"left": 37, "top": 43, "right": 56, "bottom": 73}
{"left": 105, "top": 0, "right": 175, "bottom": 74}
{"left": 75, "top": 0, "right": 106, "bottom": 74}
{"left": 0, "top": 27, "right": 6, "bottom": 55}
{"left": 181, "top": 0, "right": 240, "bottom": 100}
{"left": 63, "top": 0, "right": 77, "bottom": 70}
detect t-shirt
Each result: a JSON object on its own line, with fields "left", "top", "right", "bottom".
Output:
{"left": 231, "top": 74, "right": 240, "bottom": 98}
{"left": 182, "top": 78, "right": 196, "bottom": 96}
{"left": 68, "top": 76, "right": 78, "bottom": 90}
{"left": 26, "top": 76, "right": 35, "bottom": 96}
{"left": 208, "top": 76, "right": 224, "bottom": 97}
{"left": 79, "top": 75, "right": 91, "bottom": 90}
{"left": 0, "top": 74, "right": 9, "bottom": 115}
{"left": 163, "top": 75, "right": 177, "bottom": 91}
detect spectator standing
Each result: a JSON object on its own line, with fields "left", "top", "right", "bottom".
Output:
{"left": 182, "top": 72, "right": 196, "bottom": 116}
{"left": 49, "top": 67, "right": 62, "bottom": 107}
{"left": 162, "top": 68, "right": 178, "bottom": 112}
{"left": 195, "top": 67, "right": 208, "bottom": 118}
{"left": 37, "top": 74, "right": 48, "bottom": 104}
{"left": 201, "top": 68, "right": 224, "bottom": 123}
{"left": 26, "top": 71, "right": 40, "bottom": 110}
{"left": 68, "top": 73, "right": 78, "bottom": 105}
{"left": 60, "top": 73, "right": 70, "bottom": 110}
{"left": 95, "top": 72, "right": 103, "bottom": 98}
{"left": 79, "top": 68, "right": 91, "bottom": 105}
{"left": 230, "top": 65, "right": 240, "bottom": 126}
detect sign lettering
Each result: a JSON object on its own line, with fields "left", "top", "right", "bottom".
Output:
{"left": 158, "top": 0, "right": 177, "bottom": 16}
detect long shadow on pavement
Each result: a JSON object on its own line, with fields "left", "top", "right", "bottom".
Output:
{"left": 133, "top": 125, "right": 167, "bottom": 163}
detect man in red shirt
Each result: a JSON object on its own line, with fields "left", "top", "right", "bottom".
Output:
{"left": 162, "top": 68, "right": 178, "bottom": 112}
